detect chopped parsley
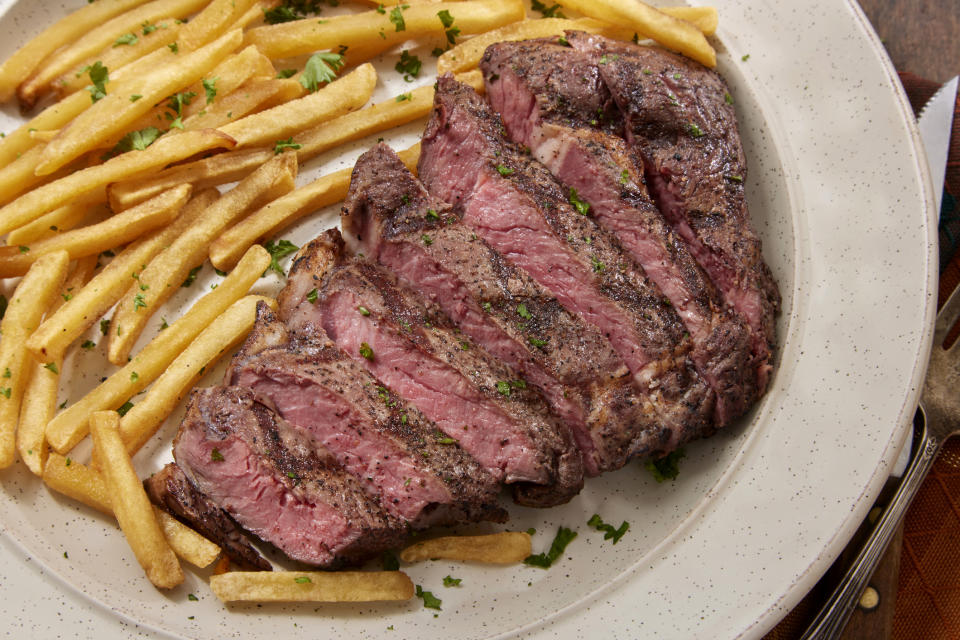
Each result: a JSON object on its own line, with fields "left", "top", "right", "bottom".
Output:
{"left": 495, "top": 381, "right": 511, "bottom": 396}
{"left": 645, "top": 448, "right": 685, "bottom": 482}
{"left": 264, "top": 239, "right": 299, "bottom": 276}
{"left": 516, "top": 303, "right": 531, "bottom": 319}
{"left": 264, "top": 6, "right": 300, "bottom": 23}
{"left": 425, "top": 208, "right": 439, "bottom": 221}
{"left": 273, "top": 137, "right": 301, "bottom": 154}
{"left": 357, "top": 305, "right": 370, "bottom": 316}
{"left": 165, "top": 90, "right": 196, "bottom": 129}
{"left": 482, "top": 302, "right": 492, "bottom": 313}
{"left": 531, "top": 0, "right": 565, "bottom": 18}
{"left": 741, "top": 53, "right": 751, "bottom": 62}
{"left": 687, "top": 122, "right": 705, "bottom": 138}
{"left": 587, "top": 514, "right": 629, "bottom": 544}
{"left": 133, "top": 293, "right": 147, "bottom": 310}
{"left": 18, "top": 245, "right": 28, "bottom": 254}
{"left": 442, "top": 575, "right": 462, "bottom": 587}
{"left": 437, "top": 9, "right": 459, "bottom": 44}
{"left": 389, "top": 5, "right": 406, "bottom": 32}
{"left": 2, "top": 368, "right": 9, "bottom": 378}
{"left": 495, "top": 164, "right": 513, "bottom": 176}
{"left": 524, "top": 526, "right": 577, "bottom": 568}
{"left": 359, "top": 342, "right": 375, "bottom": 360}
{"left": 299, "top": 52, "right": 344, "bottom": 92}
{"left": 44, "top": 362, "right": 59, "bottom": 374}
{"left": 415, "top": 585, "right": 441, "bottom": 610}
{"left": 294, "top": 576, "right": 312, "bottom": 584}
{"left": 528, "top": 336, "right": 548, "bottom": 348}
{"left": 395, "top": 93, "right": 412, "bottom": 102}
{"left": 568, "top": 188, "right": 590, "bottom": 215}
{"left": 81, "top": 340, "right": 96, "bottom": 350}
{"left": 83, "top": 61, "right": 109, "bottom": 103}
{"left": 724, "top": 92, "right": 734, "bottom": 105}
{"left": 276, "top": 69, "right": 297, "bottom": 79}
{"left": 590, "top": 255, "right": 605, "bottom": 273}
{"left": 724, "top": 174, "right": 743, "bottom": 183}
{"left": 117, "top": 400, "right": 134, "bottom": 416}
{"left": 113, "top": 33, "right": 138, "bottom": 47}
{"left": 113, "top": 126, "right": 162, "bottom": 153}
{"left": 168, "top": 42, "right": 179, "bottom": 54}
{"left": 141, "top": 21, "right": 160, "bottom": 35}
{"left": 421, "top": 233, "right": 433, "bottom": 246}
{"left": 210, "top": 447, "right": 225, "bottom": 461}
{"left": 306, "top": 288, "right": 319, "bottom": 303}
{"left": 130, "top": 371, "right": 139, "bottom": 382}
{"left": 187, "top": 593, "right": 198, "bottom": 601}
{"left": 159, "top": 318, "right": 169, "bottom": 330}
{"left": 129, "top": 94, "right": 142, "bottom": 102}
{"left": 619, "top": 169, "right": 630, "bottom": 185}
{"left": 202, "top": 77, "right": 218, "bottom": 103}
{"left": 435, "top": 431, "right": 457, "bottom": 445}
{"left": 394, "top": 50, "right": 421, "bottom": 81}
{"left": 100, "top": 318, "right": 110, "bottom": 335}
{"left": 182, "top": 265, "right": 201, "bottom": 287}
{"left": 0, "top": 387, "right": 9, "bottom": 399}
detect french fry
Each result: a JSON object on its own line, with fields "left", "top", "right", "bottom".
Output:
{"left": 108, "top": 148, "right": 273, "bottom": 211}
{"left": 17, "top": 255, "right": 98, "bottom": 475}
{"left": 119, "top": 295, "right": 278, "bottom": 455}
{"left": 438, "top": 18, "right": 585, "bottom": 75}
{"left": 179, "top": 0, "right": 261, "bottom": 52}
{"left": 89, "top": 410, "right": 184, "bottom": 588}
{"left": 17, "top": 0, "right": 209, "bottom": 109}
{"left": 209, "top": 571, "right": 415, "bottom": 603}
{"left": 0, "top": 184, "right": 190, "bottom": 278}
{"left": 107, "top": 154, "right": 295, "bottom": 365}
{"left": 0, "top": 0, "right": 150, "bottom": 102}
{"left": 244, "top": 0, "right": 524, "bottom": 60}
{"left": 555, "top": 0, "right": 716, "bottom": 67}
{"left": 209, "top": 143, "right": 420, "bottom": 270}
{"left": 27, "top": 189, "right": 218, "bottom": 362}
{"left": 659, "top": 7, "right": 718, "bottom": 36}
{"left": 6, "top": 201, "right": 94, "bottom": 246}
{"left": 0, "top": 144, "right": 88, "bottom": 211}
{"left": 0, "top": 128, "right": 235, "bottom": 235}
{"left": 42, "top": 453, "right": 221, "bottom": 568}
{"left": 36, "top": 29, "right": 243, "bottom": 177}
{"left": 0, "top": 251, "right": 70, "bottom": 469}
{"left": 45, "top": 244, "right": 271, "bottom": 454}
{"left": 399, "top": 532, "right": 532, "bottom": 564}
{"left": 219, "top": 63, "right": 377, "bottom": 148}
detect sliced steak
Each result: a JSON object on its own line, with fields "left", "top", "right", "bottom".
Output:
{"left": 419, "top": 76, "right": 714, "bottom": 451}
{"left": 145, "top": 462, "right": 272, "bottom": 571}
{"left": 481, "top": 40, "right": 757, "bottom": 425}
{"left": 279, "top": 230, "right": 584, "bottom": 507}
{"left": 230, "top": 302, "right": 506, "bottom": 527}
{"left": 565, "top": 32, "right": 781, "bottom": 390}
{"left": 342, "top": 143, "right": 688, "bottom": 474}
{"left": 173, "top": 385, "right": 407, "bottom": 567}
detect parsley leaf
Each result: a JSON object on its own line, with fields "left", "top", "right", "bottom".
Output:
{"left": 437, "top": 9, "right": 459, "bottom": 44}
{"left": 394, "top": 50, "right": 421, "bottom": 81}
{"left": 442, "top": 575, "right": 461, "bottom": 587}
{"left": 523, "top": 526, "right": 577, "bottom": 568}
{"left": 516, "top": 303, "right": 531, "bottom": 319}
{"left": 395, "top": 92, "right": 412, "bottom": 102}
{"left": 210, "top": 448, "right": 224, "bottom": 461}
{"left": 181, "top": 265, "right": 201, "bottom": 287}
{"left": 133, "top": 293, "right": 147, "bottom": 310}
{"left": 645, "top": 448, "right": 685, "bottom": 482}
{"left": 293, "top": 575, "right": 312, "bottom": 585}
{"left": 299, "top": 51, "right": 344, "bottom": 92}
{"left": 117, "top": 401, "right": 135, "bottom": 417}
{"left": 202, "top": 77, "right": 217, "bottom": 104}
{"left": 113, "top": 126, "right": 162, "bottom": 154}
{"left": 495, "top": 164, "right": 513, "bottom": 176}
{"left": 531, "top": 0, "right": 566, "bottom": 18}
{"left": 273, "top": 137, "right": 301, "bottom": 154}
{"left": 113, "top": 33, "right": 138, "bottom": 47}
{"left": 83, "top": 61, "right": 109, "bottom": 103}
{"left": 496, "top": 381, "right": 511, "bottom": 396}
{"left": 81, "top": 340, "right": 96, "bottom": 350}
{"left": 44, "top": 362, "right": 59, "bottom": 374}
{"left": 587, "top": 514, "right": 629, "bottom": 544}
{"left": 306, "top": 288, "right": 319, "bottom": 304}
{"left": 264, "top": 239, "right": 298, "bottom": 275}
{"left": 263, "top": 5, "right": 299, "bottom": 23}
{"left": 100, "top": 318, "right": 110, "bottom": 335}
{"left": 415, "top": 585, "right": 441, "bottom": 610}
{"left": 568, "top": 188, "right": 590, "bottom": 215}
{"left": 687, "top": 122, "right": 705, "bottom": 138}
{"left": 276, "top": 68, "right": 297, "bottom": 79}
{"left": 359, "top": 342, "right": 375, "bottom": 361}
{"left": 389, "top": 6, "right": 406, "bottom": 31}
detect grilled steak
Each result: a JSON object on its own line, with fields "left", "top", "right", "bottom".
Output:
{"left": 278, "top": 230, "right": 584, "bottom": 506}
{"left": 145, "top": 462, "right": 272, "bottom": 571}
{"left": 230, "top": 302, "right": 507, "bottom": 527}
{"left": 173, "top": 385, "right": 407, "bottom": 567}
{"left": 343, "top": 143, "right": 688, "bottom": 473}
{"left": 419, "top": 76, "right": 715, "bottom": 453}
{"left": 565, "top": 32, "right": 781, "bottom": 390}
{"left": 481, "top": 39, "right": 757, "bottom": 424}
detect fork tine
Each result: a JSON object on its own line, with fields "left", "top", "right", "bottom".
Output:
{"left": 934, "top": 285, "right": 960, "bottom": 345}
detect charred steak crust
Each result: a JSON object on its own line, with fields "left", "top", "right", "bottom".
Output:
{"left": 564, "top": 31, "right": 780, "bottom": 391}
{"left": 231, "top": 303, "right": 507, "bottom": 527}
{"left": 174, "top": 386, "right": 408, "bottom": 567}
{"left": 281, "top": 230, "right": 584, "bottom": 506}
{"left": 419, "top": 75, "right": 715, "bottom": 453}
{"left": 480, "top": 39, "right": 757, "bottom": 425}
{"left": 144, "top": 462, "right": 272, "bottom": 571}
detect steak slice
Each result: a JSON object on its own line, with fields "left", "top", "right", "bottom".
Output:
{"left": 145, "top": 462, "right": 272, "bottom": 571}
{"left": 566, "top": 32, "right": 781, "bottom": 391}
{"left": 173, "top": 385, "right": 407, "bottom": 567}
{"left": 279, "top": 230, "right": 584, "bottom": 507}
{"left": 419, "top": 76, "right": 714, "bottom": 450}
{"left": 481, "top": 39, "right": 757, "bottom": 425}
{"left": 230, "top": 302, "right": 506, "bottom": 527}
{"left": 343, "top": 143, "right": 685, "bottom": 474}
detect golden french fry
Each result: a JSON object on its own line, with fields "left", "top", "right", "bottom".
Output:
{"left": 0, "top": 251, "right": 71, "bottom": 469}
{"left": 0, "top": 184, "right": 190, "bottom": 278}
{"left": 45, "top": 244, "right": 270, "bottom": 454}
{"left": 556, "top": 0, "right": 716, "bottom": 67}
{"left": 120, "top": 295, "right": 278, "bottom": 455}
{"left": 0, "top": 128, "right": 235, "bottom": 235}
{"left": 6, "top": 201, "right": 94, "bottom": 246}
{"left": 181, "top": 78, "right": 285, "bottom": 131}
{"left": 27, "top": 189, "right": 217, "bottom": 362}
{"left": 42, "top": 453, "right": 221, "bottom": 568}
{"left": 219, "top": 63, "right": 376, "bottom": 148}
{"left": 210, "top": 571, "right": 415, "bottom": 603}
{"left": 108, "top": 148, "right": 272, "bottom": 211}
{"left": 0, "top": 144, "right": 90, "bottom": 211}
{"left": 36, "top": 29, "right": 243, "bottom": 177}
{"left": 0, "top": 0, "right": 150, "bottom": 102}
{"left": 179, "top": 0, "right": 260, "bottom": 52}
{"left": 107, "top": 154, "right": 295, "bottom": 365}
{"left": 17, "top": 255, "right": 98, "bottom": 475}
{"left": 89, "top": 410, "right": 184, "bottom": 589}
{"left": 17, "top": 0, "right": 209, "bottom": 109}
{"left": 399, "top": 532, "right": 532, "bottom": 564}
{"left": 659, "top": 7, "right": 718, "bottom": 36}
{"left": 438, "top": 18, "right": 585, "bottom": 75}
{"left": 244, "top": 0, "right": 524, "bottom": 60}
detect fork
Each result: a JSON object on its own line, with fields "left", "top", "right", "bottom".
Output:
{"left": 800, "top": 284, "right": 960, "bottom": 639}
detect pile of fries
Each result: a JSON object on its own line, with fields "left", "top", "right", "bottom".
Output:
{"left": 0, "top": 0, "right": 717, "bottom": 606}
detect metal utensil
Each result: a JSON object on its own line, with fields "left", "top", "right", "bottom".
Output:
{"left": 800, "top": 285, "right": 960, "bottom": 639}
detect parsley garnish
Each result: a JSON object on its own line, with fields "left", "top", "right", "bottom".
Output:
{"left": 425, "top": 209, "right": 439, "bottom": 221}
{"left": 294, "top": 575, "right": 312, "bottom": 584}
{"left": 133, "top": 293, "right": 147, "bottom": 310}
{"left": 187, "top": 593, "right": 198, "bottom": 601}
{"left": 264, "top": 5, "right": 299, "bottom": 23}
{"left": 421, "top": 233, "right": 432, "bottom": 246}
{"left": 299, "top": 51, "right": 344, "bottom": 92}
{"left": 100, "top": 318, "right": 110, "bottom": 335}
{"left": 159, "top": 317, "right": 169, "bottom": 330}
{"left": 18, "top": 245, "right": 29, "bottom": 253}
{"left": 415, "top": 585, "right": 441, "bottom": 610}
{"left": 168, "top": 42, "right": 178, "bottom": 54}
{"left": 359, "top": 342, "right": 375, "bottom": 360}
{"left": 531, "top": 0, "right": 565, "bottom": 18}
{"left": 725, "top": 174, "right": 743, "bottom": 183}
{"left": 590, "top": 255, "right": 605, "bottom": 273}
{"left": 276, "top": 69, "right": 297, "bottom": 79}
{"left": 81, "top": 340, "right": 96, "bottom": 350}
{"left": 724, "top": 92, "right": 735, "bottom": 105}
{"left": 524, "top": 526, "right": 577, "bottom": 568}
{"left": 394, "top": 50, "right": 421, "bottom": 81}
{"left": 496, "top": 381, "right": 511, "bottom": 396}
{"left": 395, "top": 93, "right": 412, "bottom": 102}
{"left": 264, "top": 239, "right": 299, "bottom": 275}
{"left": 83, "top": 61, "right": 109, "bottom": 103}
{"left": 113, "top": 126, "right": 162, "bottom": 153}
{"left": 645, "top": 448, "right": 685, "bottom": 482}
{"left": 210, "top": 448, "right": 224, "bottom": 461}
{"left": 587, "top": 514, "right": 629, "bottom": 544}
{"left": 442, "top": 575, "right": 461, "bottom": 587}
{"left": 495, "top": 164, "right": 513, "bottom": 176}
{"left": 389, "top": 6, "right": 406, "bottom": 32}
{"left": 44, "top": 362, "right": 59, "bottom": 374}
{"left": 273, "top": 137, "right": 301, "bottom": 154}
{"left": 130, "top": 371, "right": 139, "bottom": 382}
{"left": 141, "top": 21, "right": 159, "bottom": 35}
{"left": 529, "top": 336, "right": 548, "bottom": 348}
{"left": 306, "top": 288, "right": 319, "bottom": 303}
{"left": 619, "top": 169, "right": 630, "bottom": 185}
{"left": 129, "top": 94, "right": 142, "bottom": 102}
{"left": 113, "top": 33, "right": 138, "bottom": 47}
{"left": 516, "top": 303, "right": 531, "bottom": 319}
{"left": 117, "top": 401, "right": 134, "bottom": 416}
{"left": 357, "top": 305, "right": 370, "bottom": 316}
{"left": 182, "top": 265, "right": 201, "bottom": 287}
{"left": 202, "top": 77, "right": 217, "bottom": 104}
{"left": 687, "top": 122, "right": 705, "bottom": 138}
{"left": 437, "top": 9, "right": 459, "bottom": 44}
{"left": 741, "top": 53, "right": 751, "bottom": 62}
{"left": 568, "top": 188, "right": 590, "bottom": 215}
{"left": 0, "top": 387, "right": 10, "bottom": 399}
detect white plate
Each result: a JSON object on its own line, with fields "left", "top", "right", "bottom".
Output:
{"left": 0, "top": 1, "right": 937, "bottom": 638}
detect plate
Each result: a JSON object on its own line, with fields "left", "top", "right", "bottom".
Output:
{"left": 0, "top": 1, "right": 937, "bottom": 638}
